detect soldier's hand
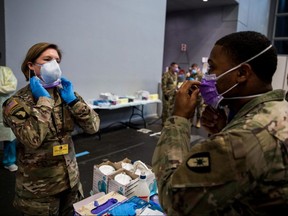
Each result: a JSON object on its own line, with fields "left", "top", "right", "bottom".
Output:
{"left": 201, "top": 106, "right": 227, "bottom": 134}
{"left": 30, "top": 76, "right": 51, "bottom": 100}
{"left": 173, "top": 80, "right": 201, "bottom": 119}
{"left": 59, "top": 77, "right": 77, "bottom": 104}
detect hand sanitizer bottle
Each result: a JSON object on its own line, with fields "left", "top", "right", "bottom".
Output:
{"left": 134, "top": 172, "right": 150, "bottom": 202}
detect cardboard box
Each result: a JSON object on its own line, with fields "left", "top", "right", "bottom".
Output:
{"left": 108, "top": 168, "right": 139, "bottom": 198}
{"left": 92, "top": 158, "right": 157, "bottom": 198}
{"left": 73, "top": 191, "right": 127, "bottom": 216}
{"left": 115, "top": 158, "right": 157, "bottom": 196}
{"left": 92, "top": 161, "right": 121, "bottom": 194}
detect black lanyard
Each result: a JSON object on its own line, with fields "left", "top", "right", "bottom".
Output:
{"left": 50, "top": 90, "right": 65, "bottom": 144}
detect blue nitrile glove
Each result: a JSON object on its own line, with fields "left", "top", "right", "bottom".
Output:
{"left": 30, "top": 76, "right": 51, "bottom": 100}
{"left": 59, "top": 77, "right": 77, "bottom": 104}
{"left": 109, "top": 202, "right": 137, "bottom": 216}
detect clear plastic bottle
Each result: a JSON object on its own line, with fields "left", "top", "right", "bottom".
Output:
{"left": 134, "top": 172, "right": 150, "bottom": 202}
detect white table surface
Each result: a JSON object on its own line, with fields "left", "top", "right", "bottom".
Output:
{"left": 88, "top": 99, "right": 161, "bottom": 110}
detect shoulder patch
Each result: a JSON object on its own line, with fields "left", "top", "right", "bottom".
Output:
{"left": 186, "top": 152, "right": 211, "bottom": 173}
{"left": 13, "top": 108, "right": 28, "bottom": 120}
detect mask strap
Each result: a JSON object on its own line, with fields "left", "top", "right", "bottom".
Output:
{"left": 217, "top": 44, "right": 272, "bottom": 80}
{"left": 28, "top": 70, "right": 34, "bottom": 82}
{"left": 217, "top": 64, "right": 241, "bottom": 80}
{"left": 219, "top": 83, "right": 239, "bottom": 96}
{"left": 225, "top": 93, "right": 264, "bottom": 100}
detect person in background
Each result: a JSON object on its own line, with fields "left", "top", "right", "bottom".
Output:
{"left": 152, "top": 31, "right": 288, "bottom": 215}
{"left": 186, "top": 63, "right": 203, "bottom": 128}
{"left": 161, "top": 62, "right": 179, "bottom": 125}
{"left": 2, "top": 42, "right": 100, "bottom": 215}
{"left": 0, "top": 66, "right": 18, "bottom": 172}
{"left": 177, "top": 67, "right": 186, "bottom": 89}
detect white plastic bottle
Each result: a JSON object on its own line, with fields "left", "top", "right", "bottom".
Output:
{"left": 134, "top": 172, "right": 150, "bottom": 202}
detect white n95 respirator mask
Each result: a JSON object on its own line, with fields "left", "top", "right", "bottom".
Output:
{"left": 38, "top": 59, "right": 62, "bottom": 88}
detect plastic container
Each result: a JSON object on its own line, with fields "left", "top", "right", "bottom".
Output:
{"left": 134, "top": 172, "right": 150, "bottom": 202}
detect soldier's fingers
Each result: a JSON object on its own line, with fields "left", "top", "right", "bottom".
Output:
{"left": 179, "top": 80, "right": 201, "bottom": 93}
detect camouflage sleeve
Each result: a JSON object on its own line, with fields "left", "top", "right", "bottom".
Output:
{"left": 3, "top": 96, "right": 54, "bottom": 149}
{"left": 68, "top": 92, "right": 100, "bottom": 134}
{"left": 0, "top": 66, "right": 17, "bottom": 94}
{"left": 152, "top": 116, "right": 192, "bottom": 214}
{"left": 152, "top": 116, "right": 254, "bottom": 215}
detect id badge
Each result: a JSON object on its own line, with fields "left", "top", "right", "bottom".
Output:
{"left": 53, "top": 144, "right": 69, "bottom": 156}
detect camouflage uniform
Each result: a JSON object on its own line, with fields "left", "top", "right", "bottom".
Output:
{"left": 2, "top": 84, "right": 100, "bottom": 215}
{"left": 161, "top": 70, "right": 178, "bottom": 124}
{"left": 152, "top": 89, "right": 288, "bottom": 215}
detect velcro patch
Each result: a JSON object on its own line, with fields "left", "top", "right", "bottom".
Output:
{"left": 13, "top": 108, "right": 28, "bottom": 120}
{"left": 186, "top": 152, "right": 211, "bottom": 173}
{"left": 5, "top": 99, "right": 19, "bottom": 115}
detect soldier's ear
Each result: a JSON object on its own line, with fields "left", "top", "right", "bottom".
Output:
{"left": 236, "top": 64, "right": 251, "bottom": 83}
{"left": 27, "top": 62, "right": 34, "bottom": 70}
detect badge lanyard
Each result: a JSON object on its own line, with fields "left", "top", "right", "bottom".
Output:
{"left": 51, "top": 100, "right": 69, "bottom": 156}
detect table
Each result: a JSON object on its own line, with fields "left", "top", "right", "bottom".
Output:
{"left": 88, "top": 99, "right": 162, "bottom": 139}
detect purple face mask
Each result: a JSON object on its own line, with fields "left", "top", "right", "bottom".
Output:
{"left": 199, "top": 44, "right": 272, "bottom": 109}
{"left": 199, "top": 74, "right": 224, "bottom": 109}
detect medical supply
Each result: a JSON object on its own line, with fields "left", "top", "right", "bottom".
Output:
{"left": 134, "top": 172, "right": 150, "bottom": 202}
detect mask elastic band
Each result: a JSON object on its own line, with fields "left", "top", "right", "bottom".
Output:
{"left": 219, "top": 83, "right": 239, "bottom": 96}
{"left": 225, "top": 93, "right": 264, "bottom": 100}
{"left": 217, "top": 44, "right": 272, "bottom": 80}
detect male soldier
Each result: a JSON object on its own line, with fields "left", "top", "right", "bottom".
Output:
{"left": 152, "top": 31, "right": 288, "bottom": 215}
{"left": 161, "top": 62, "right": 178, "bottom": 125}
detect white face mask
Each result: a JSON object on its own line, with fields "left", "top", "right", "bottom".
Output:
{"left": 36, "top": 59, "right": 62, "bottom": 88}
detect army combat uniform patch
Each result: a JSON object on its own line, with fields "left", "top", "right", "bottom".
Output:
{"left": 5, "top": 99, "right": 28, "bottom": 119}
{"left": 186, "top": 152, "right": 211, "bottom": 173}
{"left": 5, "top": 99, "right": 19, "bottom": 115}
{"left": 14, "top": 108, "right": 28, "bottom": 119}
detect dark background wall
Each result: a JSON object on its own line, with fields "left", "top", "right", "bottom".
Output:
{"left": 163, "top": 5, "right": 238, "bottom": 72}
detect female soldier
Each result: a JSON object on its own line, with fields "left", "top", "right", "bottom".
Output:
{"left": 3, "top": 42, "right": 100, "bottom": 215}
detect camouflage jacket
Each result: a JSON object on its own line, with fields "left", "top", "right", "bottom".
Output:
{"left": 161, "top": 70, "right": 178, "bottom": 101}
{"left": 152, "top": 89, "right": 288, "bottom": 215}
{"left": 2, "top": 84, "right": 100, "bottom": 198}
